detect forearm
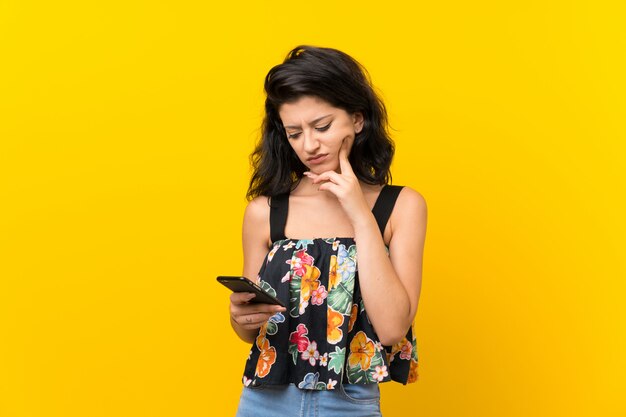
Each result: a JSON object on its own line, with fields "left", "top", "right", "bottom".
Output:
{"left": 352, "top": 211, "right": 413, "bottom": 345}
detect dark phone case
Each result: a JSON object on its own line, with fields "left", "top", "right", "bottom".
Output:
{"left": 217, "top": 276, "right": 286, "bottom": 307}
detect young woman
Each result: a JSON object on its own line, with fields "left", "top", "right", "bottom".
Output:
{"left": 229, "top": 45, "right": 427, "bottom": 417}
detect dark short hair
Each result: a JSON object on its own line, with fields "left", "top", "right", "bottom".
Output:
{"left": 247, "top": 45, "right": 395, "bottom": 200}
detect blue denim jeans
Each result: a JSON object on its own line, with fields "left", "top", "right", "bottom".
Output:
{"left": 235, "top": 383, "right": 382, "bottom": 417}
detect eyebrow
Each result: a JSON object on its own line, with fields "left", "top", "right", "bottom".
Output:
{"left": 283, "top": 114, "right": 333, "bottom": 129}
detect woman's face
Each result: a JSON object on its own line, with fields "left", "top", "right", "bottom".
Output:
{"left": 278, "top": 95, "right": 364, "bottom": 174}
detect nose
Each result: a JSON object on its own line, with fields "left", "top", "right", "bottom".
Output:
{"left": 302, "top": 128, "right": 320, "bottom": 154}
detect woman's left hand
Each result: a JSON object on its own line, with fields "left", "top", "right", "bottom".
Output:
{"left": 303, "top": 139, "right": 371, "bottom": 225}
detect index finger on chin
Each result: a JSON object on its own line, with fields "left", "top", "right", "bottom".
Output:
{"left": 339, "top": 139, "right": 354, "bottom": 175}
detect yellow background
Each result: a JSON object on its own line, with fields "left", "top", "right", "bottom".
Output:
{"left": 1, "top": 1, "right": 625, "bottom": 416}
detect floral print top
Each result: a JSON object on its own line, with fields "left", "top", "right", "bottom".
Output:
{"left": 242, "top": 187, "right": 419, "bottom": 390}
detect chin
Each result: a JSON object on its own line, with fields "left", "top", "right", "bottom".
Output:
{"left": 306, "top": 167, "right": 324, "bottom": 175}
{"left": 304, "top": 160, "right": 337, "bottom": 173}
{"left": 315, "top": 165, "right": 340, "bottom": 174}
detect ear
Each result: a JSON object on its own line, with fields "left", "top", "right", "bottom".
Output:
{"left": 352, "top": 112, "right": 364, "bottom": 134}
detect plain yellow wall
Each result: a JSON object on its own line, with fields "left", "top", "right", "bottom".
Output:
{"left": 1, "top": 1, "right": 625, "bottom": 416}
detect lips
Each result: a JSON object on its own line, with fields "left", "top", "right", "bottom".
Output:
{"left": 307, "top": 154, "right": 328, "bottom": 164}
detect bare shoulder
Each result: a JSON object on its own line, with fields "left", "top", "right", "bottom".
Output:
{"left": 244, "top": 195, "right": 270, "bottom": 222}
{"left": 390, "top": 186, "right": 428, "bottom": 235}
{"left": 243, "top": 195, "right": 271, "bottom": 248}
{"left": 397, "top": 186, "right": 427, "bottom": 213}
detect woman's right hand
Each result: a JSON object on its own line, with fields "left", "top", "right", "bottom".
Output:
{"left": 229, "top": 292, "right": 287, "bottom": 330}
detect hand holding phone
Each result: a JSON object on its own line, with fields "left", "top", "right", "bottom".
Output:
{"left": 217, "top": 276, "right": 286, "bottom": 307}
{"left": 220, "top": 276, "right": 286, "bottom": 332}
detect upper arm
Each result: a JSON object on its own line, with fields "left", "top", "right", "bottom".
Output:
{"left": 387, "top": 187, "right": 428, "bottom": 321}
{"left": 242, "top": 196, "right": 272, "bottom": 284}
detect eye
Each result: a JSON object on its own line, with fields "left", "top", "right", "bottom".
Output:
{"left": 316, "top": 123, "right": 331, "bottom": 132}
{"left": 286, "top": 122, "right": 331, "bottom": 139}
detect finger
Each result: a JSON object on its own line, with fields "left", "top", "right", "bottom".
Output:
{"left": 309, "top": 170, "right": 347, "bottom": 186}
{"left": 317, "top": 181, "right": 341, "bottom": 195}
{"left": 231, "top": 302, "right": 286, "bottom": 316}
{"left": 230, "top": 292, "right": 256, "bottom": 304}
{"left": 245, "top": 312, "right": 272, "bottom": 324}
{"left": 338, "top": 138, "right": 355, "bottom": 176}
{"left": 302, "top": 171, "right": 319, "bottom": 181}
{"left": 236, "top": 316, "right": 263, "bottom": 329}
{"left": 236, "top": 312, "right": 276, "bottom": 328}
{"left": 304, "top": 170, "right": 346, "bottom": 187}
{"left": 245, "top": 304, "right": 286, "bottom": 314}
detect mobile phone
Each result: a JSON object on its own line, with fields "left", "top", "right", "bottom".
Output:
{"left": 216, "top": 276, "right": 286, "bottom": 307}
